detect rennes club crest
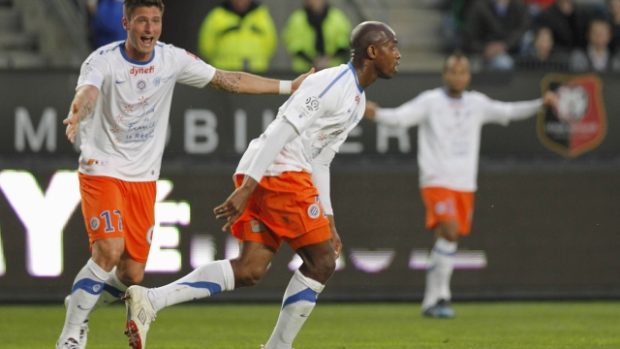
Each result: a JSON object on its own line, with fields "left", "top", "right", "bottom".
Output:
{"left": 537, "top": 74, "right": 607, "bottom": 158}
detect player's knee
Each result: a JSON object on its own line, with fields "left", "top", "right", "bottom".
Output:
{"left": 117, "top": 270, "right": 144, "bottom": 286}
{"left": 232, "top": 263, "right": 267, "bottom": 287}
{"left": 304, "top": 255, "right": 335, "bottom": 283}
{"left": 91, "top": 239, "right": 124, "bottom": 270}
{"left": 437, "top": 222, "right": 459, "bottom": 242}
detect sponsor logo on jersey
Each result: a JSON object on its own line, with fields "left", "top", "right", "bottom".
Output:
{"left": 129, "top": 65, "right": 155, "bottom": 77}
{"left": 538, "top": 74, "right": 607, "bottom": 158}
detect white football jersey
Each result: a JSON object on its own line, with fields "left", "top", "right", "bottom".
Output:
{"left": 236, "top": 63, "right": 366, "bottom": 176}
{"left": 376, "top": 88, "right": 543, "bottom": 191}
{"left": 76, "top": 41, "right": 216, "bottom": 181}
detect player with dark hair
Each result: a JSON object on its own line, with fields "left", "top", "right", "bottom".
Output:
{"left": 365, "top": 52, "right": 557, "bottom": 318}
{"left": 56, "top": 0, "right": 312, "bottom": 348}
{"left": 123, "top": 20, "right": 400, "bottom": 349}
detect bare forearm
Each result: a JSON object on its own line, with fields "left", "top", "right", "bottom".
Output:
{"left": 209, "top": 70, "right": 279, "bottom": 95}
{"left": 72, "top": 86, "right": 99, "bottom": 121}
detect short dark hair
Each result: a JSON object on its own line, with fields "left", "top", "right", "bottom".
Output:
{"left": 443, "top": 50, "right": 468, "bottom": 71}
{"left": 124, "top": 0, "right": 165, "bottom": 19}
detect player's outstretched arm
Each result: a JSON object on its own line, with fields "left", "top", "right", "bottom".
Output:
{"left": 63, "top": 85, "right": 99, "bottom": 144}
{"left": 542, "top": 90, "right": 559, "bottom": 110}
{"left": 208, "top": 68, "right": 314, "bottom": 95}
{"left": 364, "top": 101, "right": 379, "bottom": 120}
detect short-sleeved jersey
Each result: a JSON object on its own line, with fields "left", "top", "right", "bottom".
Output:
{"left": 236, "top": 63, "right": 365, "bottom": 176}
{"left": 76, "top": 41, "right": 216, "bottom": 181}
{"left": 376, "top": 88, "right": 542, "bottom": 191}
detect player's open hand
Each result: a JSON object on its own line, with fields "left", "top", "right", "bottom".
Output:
{"left": 327, "top": 216, "right": 342, "bottom": 258}
{"left": 63, "top": 103, "right": 81, "bottom": 144}
{"left": 364, "top": 101, "right": 379, "bottom": 120}
{"left": 331, "top": 229, "right": 342, "bottom": 259}
{"left": 213, "top": 184, "right": 255, "bottom": 232}
{"left": 291, "top": 67, "right": 315, "bottom": 93}
{"left": 543, "top": 90, "right": 559, "bottom": 110}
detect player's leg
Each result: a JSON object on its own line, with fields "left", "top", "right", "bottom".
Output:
{"left": 58, "top": 237, "right": 125, "bottom": 347}
{"left": 421, "top": 189, "right": 474, "bottom": 318}
{"left": 263, "top": 227, "right": 335, "bottom": 349}
{"left": 422, "top": 222, "right": 458, "bottom": 318}
{"left": 124, "top": 241, "right": 274, "bottom": 349}
{"left": 420, "top": 187, "right": 459, "bottom": 318}
{"left": 62, "top": 265, "right": 127, "bottom": 349}
{"left": 57, "top": 175, "right": 126, "bottom": 348}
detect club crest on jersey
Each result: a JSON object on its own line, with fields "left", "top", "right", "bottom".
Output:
{"left": 90, "top": 217, "right": 100, "bottom": 231}
{"left": 129, "top": 65, "right": 155, "bottom": 76}
{"left": 307, "top": 203, "right": 321, "bottom": 219}
{"left": 250, "top": 219, "right": 266, "bottom": 233}
{"left": 538, "top": 74, "right": 607, "bottom": 158}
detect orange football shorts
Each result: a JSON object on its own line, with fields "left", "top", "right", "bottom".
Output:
{"left": 231, "top": 171, "right": 332, "bottom": 251}
{"left": 79, "top": 173, "right": 156, "bottom": 263}
{"left": 420, "top": 186, "right": 475, "bottom": 236}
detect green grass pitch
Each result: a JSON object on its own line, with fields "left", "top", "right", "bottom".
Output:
{"left": 1, "top": 302, "right": 618, "bottom": 348}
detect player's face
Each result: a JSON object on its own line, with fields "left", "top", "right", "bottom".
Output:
{"left": 443, "top": 57, "right": 471, "bottom": 95}
{"left": 375, "top": 39, "right": 401, "bottom": 79}
{"left": 123, "top": 6, "right": 162, "bottom": 61}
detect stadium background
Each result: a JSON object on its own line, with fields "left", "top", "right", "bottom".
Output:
{"left": 0, "top": 0, "right": 618, "bottom": 303}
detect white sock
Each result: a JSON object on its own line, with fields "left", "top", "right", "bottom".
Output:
{"left": 147, "top": 260, "right": 235, "bottom": 312}
{"left": 264, "top": 270, "right": 325, "bottom": 349}
{"left": 422, "top": 238, "right": 457, "bottom": 310}
{"left": 96, "top": 267, "right": 127, "bottom": 307}
{"left": 59, "top": 259, "right": 107, "bottom": 341}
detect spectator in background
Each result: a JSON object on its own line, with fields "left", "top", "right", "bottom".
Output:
{"left": 87, "top": 0, "right": 126, "bottom": 48}
{"left": 569, "top": 17, "right": 620, "bottom": 72}
{"left": 282, "top": 0, "right": 352, "bottom": 72}
{"left": 197, "top": 0, "right": 277, "bottom": 72}
{"left": 605, "top": 0, "right": 620, "bottom": 52}
{"left": 440, "top": 0, "right": 475, "bottom": 51}
{"left": 462, "top": 0, "right": 530, "bottom": 71}
{"left": 517, "top": 26, "right": 569, "bottom": 70}
{"left": 523, "top": 0, "right": 556, "bottom": 16}
{"left": 534, "top": 0, "right": 590, "bottom": 53}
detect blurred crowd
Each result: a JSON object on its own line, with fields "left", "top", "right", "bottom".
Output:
{"left": 85, "top": 0, "right": 351, "bottom": 73}
{"left": 85, "top": 0, "right": 620, "bottom": 73}
{"left": 442, "top": 0, "right": 620, "bottom": 72}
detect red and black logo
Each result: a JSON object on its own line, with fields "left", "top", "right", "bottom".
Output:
{"left": 537, "top": 74, "right": 607, "bottom": 158}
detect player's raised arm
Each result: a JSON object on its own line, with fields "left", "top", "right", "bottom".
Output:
{"left": 208, "top": 68, "right": 314, "bottom": 95}
{"left": 364, "top": 101, "right": 380, "bottom": 120}
{"left": 63, "top": 85, "right": 99, "bottom": 144}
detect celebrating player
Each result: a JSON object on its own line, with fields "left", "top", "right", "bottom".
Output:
{"left": 365, "top": 52, "right": 558, "bottom": 318}
{"left": 123, "top": 21, "right": 400, "bottom": 349}
{"left": 55, "top": 0, "right": 313, "bottom": 348}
